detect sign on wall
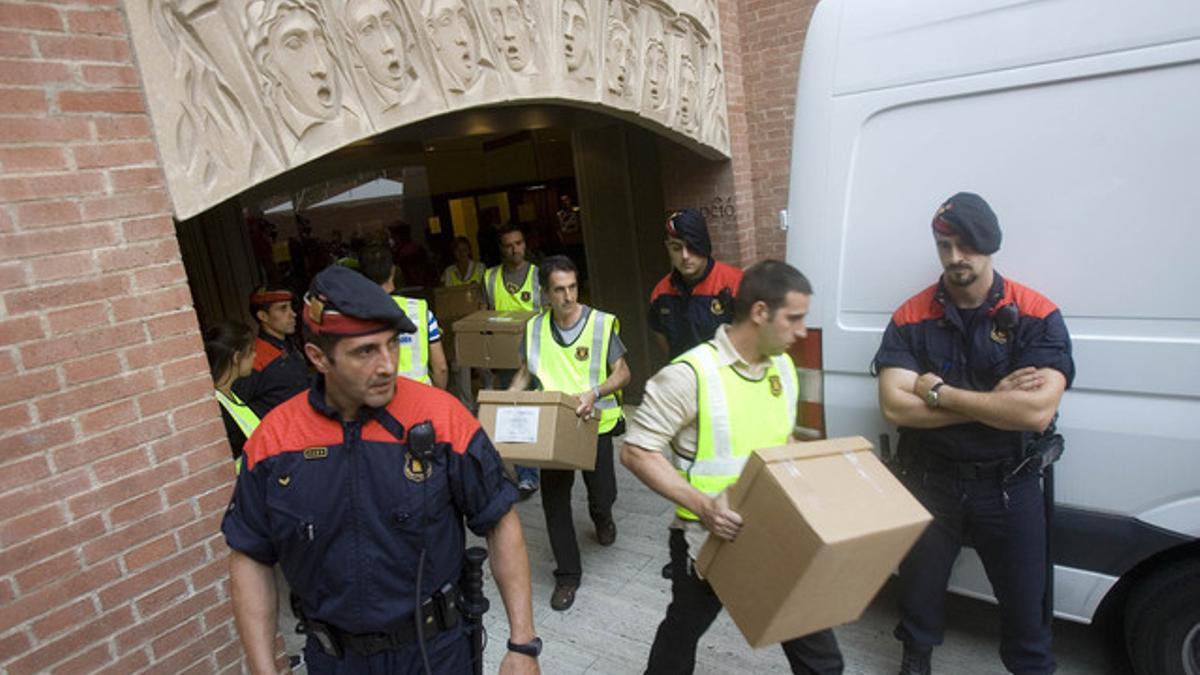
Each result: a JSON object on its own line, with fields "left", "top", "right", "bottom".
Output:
{"left": 124, "top": 0, "right": 732, "bottom": 220}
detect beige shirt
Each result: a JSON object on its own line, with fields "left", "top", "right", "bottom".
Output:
{"left": 625, "top": 324, "right": 776, "bottom": 554}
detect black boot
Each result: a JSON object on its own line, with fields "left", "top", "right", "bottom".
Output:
{"left": 898, "top": 643, "right": 931, "bottom": 675}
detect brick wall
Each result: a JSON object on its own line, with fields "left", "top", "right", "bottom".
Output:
{"left": 0, "top": 2, "right": 245, "bottom": 673}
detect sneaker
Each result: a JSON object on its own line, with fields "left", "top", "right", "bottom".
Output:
{"left": 517, "top": 479, "right": 538, "bottom": 500}
{"left": 898, "top": 643, "right": 931, "bottom": 675}
{"left": 595, "top": 518, "right": 617, "bottom": 546}
{"left": 550, "top": 582, "right": 578, "bottom": 611}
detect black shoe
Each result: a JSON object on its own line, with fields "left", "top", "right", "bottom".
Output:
{"left": 661, "top": 561, "right": 673, "bottom": 579}
{"left": 550, "top": 582, "right": 578, "bottom": 611}
{"left": 595, "top": 518, "right": 616, "bottom": 546}
{"left": 898, "top": 644, "right": 931, "bottom": 675}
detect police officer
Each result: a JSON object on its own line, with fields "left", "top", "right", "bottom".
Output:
{"left": 622, "top": 260, "right": 844, "bottom": 675}
{"left": 223, "top": 265, "right": 542, "bottom": 674}
{"left": 233, "top": 286, "right": 311, "bottom": 419}
{"left": 484, "top": 224, "right": 542, "bottom": 497}
{"left": 873, "top": 193, "right": 1073, "bottom": 675}
{"left": 648, "top": 208, "right": 744, "bottom": 360}
{"left": 360, "top": 245, "right": 450, "bottom": 389}
{"left": 508, "top": 255, "right": 630, "bottom": 612}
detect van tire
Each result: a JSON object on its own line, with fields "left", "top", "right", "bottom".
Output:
{"left": 1124, "top": 559, "right": 1200, "bottom": 675}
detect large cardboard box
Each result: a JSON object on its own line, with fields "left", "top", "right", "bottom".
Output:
{"left": 433, "top": 284, "right": 485, "bottom": 324}
{"left": 695, "top": 436, "right": 931, "bottom": 647}
{"left": 451, "top": 310, "right": 535, "bottom": 370}
{"left": 477, "top": 390, "right": 598, "bottom": 470}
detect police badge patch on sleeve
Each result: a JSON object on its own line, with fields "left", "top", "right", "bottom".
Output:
{"left": 769, "top": 375, "right": 783, "bottom": 397}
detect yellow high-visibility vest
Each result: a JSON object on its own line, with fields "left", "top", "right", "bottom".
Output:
{"left": 672, "top": 342, "right": 798, "bottom": 520}
{"left": 392, "top": 295, "right": 432, "bottom": 385}
{"left": 446, "top": 261, "right": 485, "bottom": 287}
{"left": 485, "top": 264, "right": 540, "bottom": 311}
{"left": 215, "top": 389, "right": 260, "bottom": 475}
{"left": 524, "top": 309, "right": 623, "bottom": 434}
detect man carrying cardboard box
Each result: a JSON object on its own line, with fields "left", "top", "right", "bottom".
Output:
{"left": 621, "top": 260, "right": 844, "bottom": 674}
{"left": 509, "top": 255, "right": 631, "bottom": 611}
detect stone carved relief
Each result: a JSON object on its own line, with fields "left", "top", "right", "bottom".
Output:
{"left": 122, "top": 0, "right": 732, "bottom": 220}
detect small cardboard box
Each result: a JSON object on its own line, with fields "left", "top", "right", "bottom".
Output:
{"left": 476, "top": 390, "right": 598, "bottom": 470}
{"left": 451, "top": 310, "right": 535, "bottom": 370}
{"left": 434, "top": 284, "right": 485, "bottom": 324}
{"left": 695, "top": 436, "right": 931, "bottom": 647}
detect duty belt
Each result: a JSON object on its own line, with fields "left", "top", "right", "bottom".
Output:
{"left": 297, "top": 582, "right": 461, "bottom": 658}
{"left": 916, "top": 453, "right": 1013, "bottom": 481}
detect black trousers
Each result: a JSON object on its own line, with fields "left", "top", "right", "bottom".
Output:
{"left": 540, "top": 424, "right": 620, "bottom": 586}
{"left": 645, "top": 529, "right": 844, "bottom": 674}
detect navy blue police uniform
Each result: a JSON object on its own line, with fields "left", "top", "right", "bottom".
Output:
{"left": 233, "top": 327, "right": 311, "bottom": 419}
{"left": 648, "top": 258, "right": 743, "bottom": 359}
{"left": 874, "top": 270, "right": 1074, "bottom": 674}
{"left": 222, "top": 267, "right": 519, "bottom": 674}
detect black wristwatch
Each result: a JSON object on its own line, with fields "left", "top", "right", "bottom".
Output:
{"left": 507, "top": 636, "right": 542, "bottom": 657}
{"left": 925, "top": 381, "right": 946, "bottom": 408}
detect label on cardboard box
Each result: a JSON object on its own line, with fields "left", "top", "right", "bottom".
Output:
{"left": 493, "top": 407, "right": 539, "bottom": 443}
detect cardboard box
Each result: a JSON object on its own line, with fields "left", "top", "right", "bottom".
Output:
{"left": 451, "top": 310, "right": 535, "bottom": 370}
{"left": 695, "top": 436, "right": 931, "bottom": 647}
{"left": 476, "top": 390, "right": 598, "bottom": 470}
{"left": 434, "top": 284, "right": 485, "bottom": 324}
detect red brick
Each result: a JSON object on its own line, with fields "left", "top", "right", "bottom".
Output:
{"left": 0, "top": 3, "right": 64, "bottom": 32}
{"left": 0, "top": 29, "right": 35, "bottom": 57}
{"left": 152, "top": 417, "right": 226, "bottom": 465}
{"left": 71, "top": 140, "right": 156, "bottom": 169}
{"left": 6, "top": 605, "right": 134, "bottom": 675}
{"left": 113, "top": 284, "right": 193, "bottom": 323}
{"left": 189, "top": 555, "right": 228, "bottom": 594}
{"left": 150, "top": 620, "right": 221, "bottom": 673}
{"left": 177, "top": 508, "right": 225, "bottom": 550}
{"left": 0, "top": 347, "right": 16, "bottom": 372}
{"left": 97, "top": 238, "right": 177, "bottom": 272}
{"left": 94, "top": 115, "right": 149, "bottom": 140}
{"left": 0, "top": 454, "right": 50, "bottom": 493}
{"left": 0, "top": 315, "right": 46, "bottom": 345}
{"left": 11, "top": 550, "right": 81, "bottom": 595}
{"left": 1, "top": 503, "right": 67, "bottom": 547}
{"left": 50, "top": 414, "right": 169, "bottom": 472}
{"left": 0, "top": 171, "right": 106, "bottom": 204}
{"left": 137, "top": 374, "right": 210, "bottom": 417}
{"left": 109, "top": 490, "right": 163, "bottom": 528}
{"left": 0, "top": 401, "right": 34, "bottom": 432}
{"left": 31, "top": 597, "right": 96, "bottom": 641}
{"left": 0, "top": 114, "right": 88, "bottom": 141}
{"left": 4, "top": 417, "right": 75, "bottom": 458}
{"left": 126, "top": 331, "right": 202, "bottom": 370}
{"left": 0, "top": 370, "right": 61, "bottom": 409}
{"left": 213, "top": 636, "right": 242, "bottom": 669}
{"left": 134, "top": 579, "right": 187, "bottom": 618}
{"left": 0, "top": 206, "right": 12, "bottom": 233}
{"left": 30, "top": 251, "right": 97, "bottom": 282}
{"left": 0, "top": 471, "right": 90, "bottom": 528}
{"left": 113, "top": 586, "right": 219, "bottom": 654}
{"left": 0, "top": 87, "right": 48, "bottom": 113}
{"left": 102, "top": 546, "right": 208, "bottom": 617}
{"left": 0, "top": 515, "right": 104, "bottom": 585}
{"left": 14, "top": 200, "right": 82, "bottom": 228}
{"left": 65, "top": 8, "right": 125, "bottom": 35}
{"left": 82, "top": 190, "right": 169, "bottom": 221}
{"left": 111, "top": 166, "right": 163, "bottom": 191}
{"left": 5, "top": 271, "right": 128, "bottom": 315}
{"left": 145, "top": 309, "right": 200, "bottom": 340}
{"left": 0, "top": 632, "right": 33, "bottom": 664}
{"left": 161, "top": 352, "right": 209, "bottom": 384}
{"left": 46, "top": 302, "right": 111, "bottom": 336}
{"left": 0, "top": 260, "right": 27, "bottom": 289}
{"left": 164, "top": 463, "right": 231, "bottom": 508}
{"left": 132, "top": 261, "right": 186, "bottom": 291}
{"left": 171, "top": 397, "right": 220, "bottom": 431}
{"left": 50, "top": 643, "right": 113, "bottom": 675}
{"left": 58, "top": 89, "right": 143, "bottom": 114}
{"left": 125, "top": 533, "right": 179, "bottom": 573}
{"left": 80, "top": 63, "right": 138, "bottom": 87}
{"left": 63, "top": 350, "right": 124, "bottom": 386}
{"left": 77, "top": 396, "right": 138, "bottom": 433}
{"left": 91, "top": 649, "right": 149, "bottom": 675}
{"left": 70, "top": 462, "right": 185, "bottom": 523}
{"left": 23, "top": 321, "right": 144, "bottom": 369}
{"left": 195, "top": 478, "right": 233, "bottom": 515}
{"left": 37, "top": 34, "right": 129, "bottom": 63}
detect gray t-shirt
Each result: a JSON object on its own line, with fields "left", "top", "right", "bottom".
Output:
{"left": 519, "top": 305, "right": 627, "bottom": 373}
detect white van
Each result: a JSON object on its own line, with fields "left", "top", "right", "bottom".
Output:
{"left": 785, "top": 1, "right": 1200, "bottom": 673}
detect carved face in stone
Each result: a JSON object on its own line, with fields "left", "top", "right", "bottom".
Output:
{"left": 604, "top": 15, "right": 631, "bottom": 95}
{"left": 427, "top": 0, "right": 480, "bottom": 87}
{"left": 346, "top": 0, "right": 408, "bottom": 90}
{"left": 486, "top": 0, "right": 534, "bottom": 72}
{"left": 266, "top": 5, "right": 341, "bottom": 121}
{"left": 644, "top": 36, "right": 667, "bottom": 109}
{"left": 677, "top": 55, "right": 698, "bottom": 129}
{"left": 561, "top": 0, "right": 590, "bottom": 73}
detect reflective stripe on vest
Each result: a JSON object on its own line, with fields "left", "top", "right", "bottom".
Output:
{"left": 393, "top": 295, "right": 431, "bottom": 384}
{"left": 486, "top": 264, "right": 540, "bottom": 311}
{"left": 525, "top": 309, "right": 623, "bottom": 434}
{"left": 672, "top": 343, "right": 798, "bottom": 520}
{"left": 215, "top": 390, "right": 260, "bottom": 475}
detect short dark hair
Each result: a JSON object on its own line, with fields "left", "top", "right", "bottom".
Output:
{"left": 203, "top": 321, "right": 255, "bottom": 381}
{"left": 358, "top": 244, "right": 394, "bottom": 285}
{"left": 302, "top": 323, "right": 343, "bottom": 364}
{"left": 538, "top": 255, "right": 577, "bottom": 289}
{"left": 733, "top": 260, "right": 813, "bottom": 321}
{"left": 497, "top": 223, "right": 524, "bottom": 241}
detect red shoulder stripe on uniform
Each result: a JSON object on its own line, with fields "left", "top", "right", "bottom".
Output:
{"left": 649, "top": 273, "right": 678, "bottom": 301}
{"left": 362, "top": 378, "right": 480, "bottom": 455}
{"left": 892, "top": 284, "right": 944, "bottom": 326}
{"left": 692, "top": 261, "right": 743, "bottom": 296}
{"left": 243, "top": 395, "right": 343, "bottom": 471}
{"left": 1002, "top": 279, "right": 1059, "bottom": 319}
{"left": 252, "top": 337, "right": 283, "bottom": 372}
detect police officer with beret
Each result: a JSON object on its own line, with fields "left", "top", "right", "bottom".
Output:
{"left": 873, "top": 193, "right": 1074, "bottom": 675}
{"left": 223, "top": 265, "right": 541, "bottom": 674}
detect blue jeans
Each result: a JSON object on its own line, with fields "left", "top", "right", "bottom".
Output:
{"left": 896, "top": 469, "right": 1054, "bottom": 674}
